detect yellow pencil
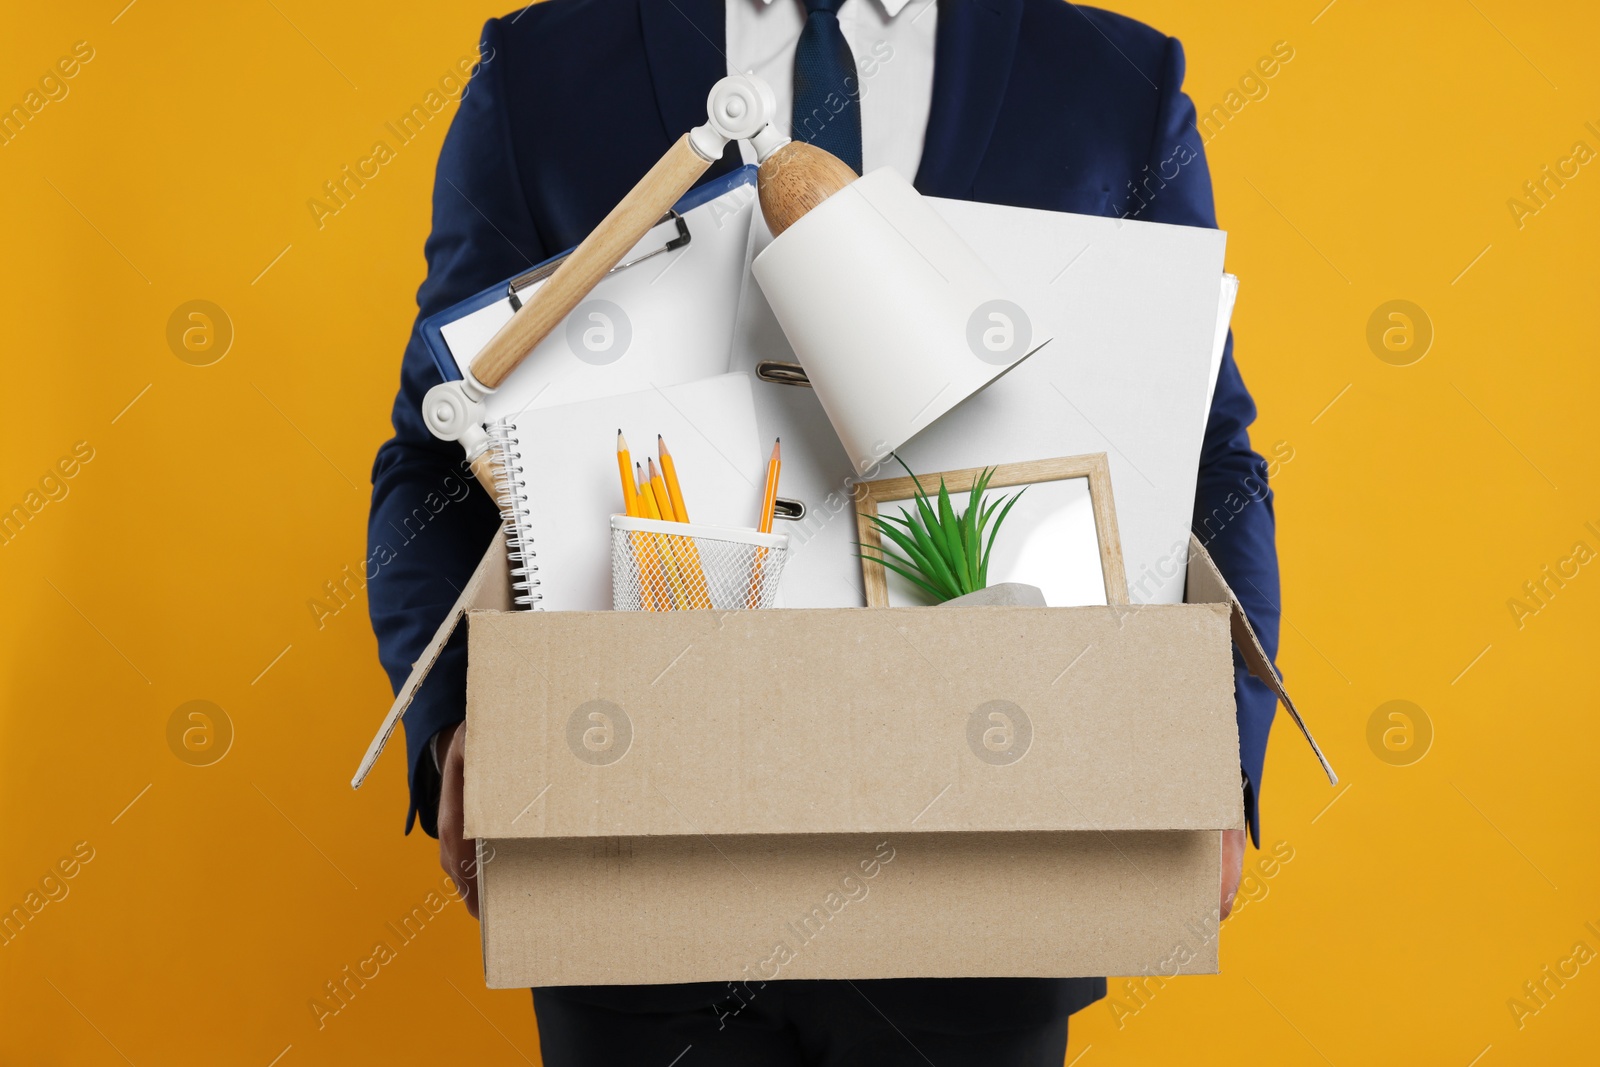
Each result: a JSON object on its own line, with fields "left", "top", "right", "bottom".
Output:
{"left": 616, "top": 429, "right": 637, "bottom": 517}
{"left": 658, "top": 435, "right": 711, "bottom": 607}
{"left": 748, "top": 438, "right": 782, "bottom": 607}
{"left": 647, "top": 458, "right": 675, "bottom": 523}
{"left": 616, "top": 431, "right": 650, "bottom": 609}
{"left": 757, "top": 438, "right": 781, "bottom": 533}
{"left": 634, "top": 462, "right": 667, "bottom": 609}
{"left": 635, "top": 462, "right": 658, "bottom": 519}
{"left": 646, "top": 458, "right": 694, "bottom": 607}
{"left": 657, "top": 435, "right": 690, "bottom": 522}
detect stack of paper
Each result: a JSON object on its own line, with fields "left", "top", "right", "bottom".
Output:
{"left": 731, "top": 193, "right": 1231, "bottom": 607}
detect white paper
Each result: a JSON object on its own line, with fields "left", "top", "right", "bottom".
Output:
{"left": 732, "top": 197, "right": 1228, "bottom": 607}
{"left": 1209, "top": 273, "right": 1239, "bottom": 412}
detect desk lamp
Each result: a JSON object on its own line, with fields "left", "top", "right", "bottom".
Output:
{"left": 422, "top": 74, "right": 1035, "bottom": 487}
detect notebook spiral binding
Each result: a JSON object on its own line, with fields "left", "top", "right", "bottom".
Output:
{"left": 485, "top": 420, "right": 543, "bottom": 609}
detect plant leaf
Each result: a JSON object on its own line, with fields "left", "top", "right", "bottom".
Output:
{"left": 893, "top": 454, "right": 944, "bottom": 542}
{"left": 902, "top": 508, "right": 960, "bottom": 596}
{"left": 977, "top": 495, "right": 1002, "bottom": 534}
{"left": 933, "top": 479, "right": 971, "bottom": 592}
{"left": 960, "top": 469, "right": 991, "bottom": 590}
{"left": 893, "top": 453, "right": 933, "bottom": 498}
{"left": 979, "top": 487, "right": 1028, "bottom": 585}
{"left": 868, "top": 520, "right": 943, "bottom": 587}
{"left": 855, "top": 549, "right": 948, "bottom": 601}
{"left": 873, "top": 509, "right": 960, "bottom": 599}
{"left": 908, "top": 481, "right": 942, "bottom": 554}
{"left": 877, "top": 510, "right": 923, "bottom": 536}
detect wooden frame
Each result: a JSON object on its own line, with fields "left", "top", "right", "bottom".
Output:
{"left": 854, "top": 454, "right": 1128, "bottom": 608}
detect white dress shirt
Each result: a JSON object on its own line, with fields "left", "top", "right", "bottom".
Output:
{"left": 726, "top": 0, "right": 938, "bottom": 181}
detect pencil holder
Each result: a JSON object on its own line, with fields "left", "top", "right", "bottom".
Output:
{"left": 610, "top": 516, "right": 789, "bottom": 611}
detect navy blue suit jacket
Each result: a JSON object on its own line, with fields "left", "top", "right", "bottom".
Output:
{"left": 369, "top": 0, "right": 1282, "bottom": 848}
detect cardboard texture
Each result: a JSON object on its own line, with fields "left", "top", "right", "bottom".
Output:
{"left": 357, "top": 535, "right": 1330, "bottom": 988}
{"left": 480, "top": 832, "right": 1220, "bottom": 987}
{"left": 462, "top": 605, "right": 1241, "bottom": 841}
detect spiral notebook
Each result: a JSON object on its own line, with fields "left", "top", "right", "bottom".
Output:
{"left": 487, "top": 372, "right": 764, "bottom": 611}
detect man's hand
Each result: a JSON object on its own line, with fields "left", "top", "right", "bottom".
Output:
{"left": 1220, "top": 827, "right": 1245, "bottom": 920}
{"left": 436, "top": 722, "right": 479, "bottom": 918}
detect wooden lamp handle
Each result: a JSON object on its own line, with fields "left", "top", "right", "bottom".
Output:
{"left": 467, "top": 133, "right": 715, "bottom": 390}
{"left": 757, "top": 141, "right": 858, "bottom": 237}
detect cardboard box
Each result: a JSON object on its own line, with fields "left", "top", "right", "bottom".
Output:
{"left": 355, "top": 532, "right": 1332, "bottom": 988}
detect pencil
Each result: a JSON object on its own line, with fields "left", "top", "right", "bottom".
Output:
{"left": 658, "top": 435, "right": 711, "bottom": 607}
{"left": 647, "top": 457, "right": 696, "bottom": 607}
{"left": 747, "top": 438, "right": 782, "bottom": 608}
{"left": 657, "top": 435, "right": 690, "bottom": 523}
{"left": 617, "top": 431, "right": 651, "bottom": 607}
{"left": 647, "top": 458, "right": 676, "bottom": 524}
{"left": 616, "top": 430, "right": 637, "bottom": 517}
{"left": 634, "top": 462, "right": 667, "bottom": 609}
{"left": 635, "top": 463, "right": 659, "bottom": 520}
{"left": 757, "top": 438, "right": 781, "bottom": 534}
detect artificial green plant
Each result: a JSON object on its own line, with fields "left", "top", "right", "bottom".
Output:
{"left": 857, "top": 457, "right": 1027, "bottom": 603}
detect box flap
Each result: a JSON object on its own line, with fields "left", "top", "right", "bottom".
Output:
{"left": 1184, "top": 536, "right": 1337, "bottom": 784}
{"left": 463, "top": 602, "right": 1245, "bottom": 839}
{"left": 350, "top": 527, "right": 511, "bottom": 789}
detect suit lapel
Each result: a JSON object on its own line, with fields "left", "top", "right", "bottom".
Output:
{"left": 914, "top": 0, "right": 1024, "bottom": 198}
{"left": 638, "top": 0, "right": 727, "bottom": 142}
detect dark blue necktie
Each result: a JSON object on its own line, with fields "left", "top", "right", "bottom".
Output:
{"left": 792, "top": 0, "right": 863, "bottom": 174}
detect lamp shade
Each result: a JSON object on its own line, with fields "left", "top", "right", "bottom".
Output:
{"left": 752, "top": 168, "right": 1036, "bottom": 474}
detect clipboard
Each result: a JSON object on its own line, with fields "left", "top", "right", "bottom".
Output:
{"left": 419, "top": 165, "right": 761, "bottom": 425}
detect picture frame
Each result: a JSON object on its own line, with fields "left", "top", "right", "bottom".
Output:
{"left": 854, "top": 453, "right": 1129, "bottom": 608}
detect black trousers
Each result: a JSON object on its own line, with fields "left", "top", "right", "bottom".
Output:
{"left": 533, "top": 977, "right": 1104, "bottom": 1066}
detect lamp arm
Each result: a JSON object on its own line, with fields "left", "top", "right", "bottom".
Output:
{"left": 422, "top": 74, "right": 784, "bottom": 478}
{"left": 467, "top": 132, "right": 714, "bottom": 392}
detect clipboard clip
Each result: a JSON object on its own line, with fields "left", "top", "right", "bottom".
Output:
{"left": 506, "top": 211, "right": 692, "bottom": 310}
{"left": 772, "top": 498, "right": 806, "bottom": 521}
{"left": 754, "top": 360, "right": 811, "bottom": 388}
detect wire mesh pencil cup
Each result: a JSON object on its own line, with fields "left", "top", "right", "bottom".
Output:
{"left": 611, "top": 516, "right": 789, "bottom": 611}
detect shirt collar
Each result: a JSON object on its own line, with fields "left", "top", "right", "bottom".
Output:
{"left": 757, "top": 0, "right": 918, "bottom": 19}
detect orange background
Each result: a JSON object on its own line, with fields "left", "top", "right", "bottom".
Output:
{"left": 2, "top": 2, "right": 1596, "bottom": 1064}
